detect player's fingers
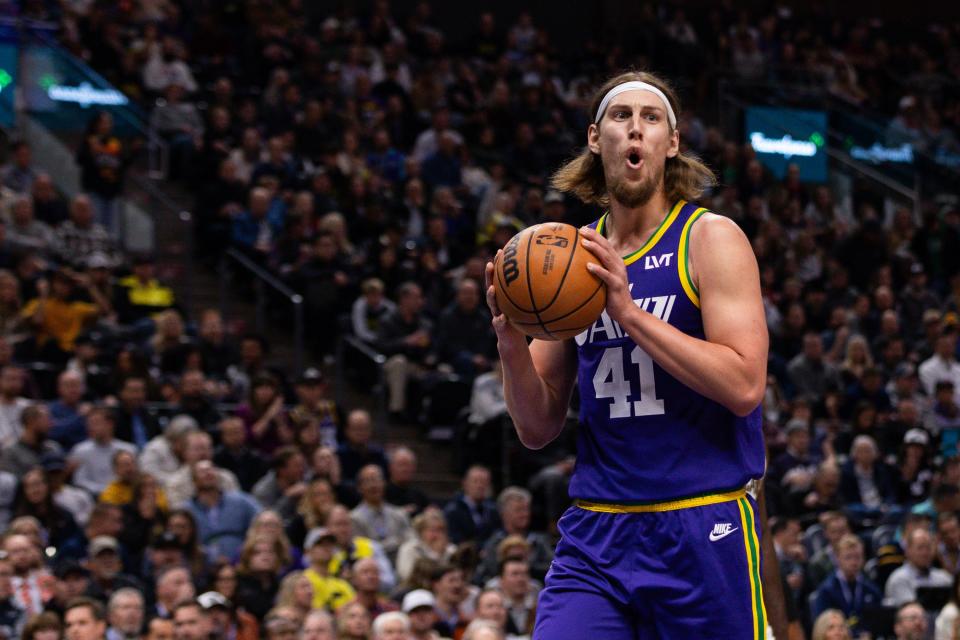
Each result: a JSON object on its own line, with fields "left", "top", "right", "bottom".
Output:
{"left": 586, "top": 261, "right": 617, "bottom": 286}
{"left": 580, "top": 236, "right": 615, "bottom": 267}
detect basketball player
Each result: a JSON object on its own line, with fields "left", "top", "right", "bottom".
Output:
{"left": 484, "top": 70, "right": 770, "bottom": 638}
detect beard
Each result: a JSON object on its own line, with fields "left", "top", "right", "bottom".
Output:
{"left": 608, "top": 165, "right": 663, "bottom": 208}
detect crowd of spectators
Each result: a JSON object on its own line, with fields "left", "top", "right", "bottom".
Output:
{"left": 0, "top": 1, "right": 960, "bottom": 639}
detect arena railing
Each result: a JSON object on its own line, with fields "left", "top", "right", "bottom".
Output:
{"left": 219, "top": 248, "right": 305, "bottom": 375}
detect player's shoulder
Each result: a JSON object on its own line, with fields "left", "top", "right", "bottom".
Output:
{"left": 688, "top": 209, "right": 750, "bottom": 248}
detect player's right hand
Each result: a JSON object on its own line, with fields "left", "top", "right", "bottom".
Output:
{"left": 485, "top": 252, "right": 527, "bottom": 348}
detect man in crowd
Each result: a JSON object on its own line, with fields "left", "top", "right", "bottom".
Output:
{"left": 69, "top": 408, "right": 137, "bottom": 496}
{"left": 444, "top": 465, "right": 499, "bottom": 545}
{"left": 0, "top": 404, "right": 62, "bottom": 476}
{"left": 350, "top": 464, "right": 413, "bottom": 561}
{"left": 105, "top": 588, "right": 145, "bottom": 640}
{"left": 885, "top": 527, "right": 953, "bottom": 606}
{"left": 64, "top": 597, "right": 108, "bottom": 640}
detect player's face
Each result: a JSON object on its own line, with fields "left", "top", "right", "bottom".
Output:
{"left": 588, "top": 89, "right": 679, "bottom": 208}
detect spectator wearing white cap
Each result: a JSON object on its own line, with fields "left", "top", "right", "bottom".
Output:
{"left": 401, "top": 590, "right": 442, "bottom": 640}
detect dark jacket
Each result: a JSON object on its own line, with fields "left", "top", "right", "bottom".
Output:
{"left": 811, "top": 572, "right": 883, "bottom": 635}
{"left": 443, "top": 493, "right": 500, "bottom": 545}
{"left": 839, "top": 460, "right": 896, "bottom": 507}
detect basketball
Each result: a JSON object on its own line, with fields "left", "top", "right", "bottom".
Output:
{"left": 493, "top": 223, "right": 607, "bottom": 340}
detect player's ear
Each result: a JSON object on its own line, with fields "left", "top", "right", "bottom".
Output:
{"left": 666, "top": 127, "right": 680, "bottom": 159}
{"left": 587, "top": 123, "right": 601, "bottom": 155}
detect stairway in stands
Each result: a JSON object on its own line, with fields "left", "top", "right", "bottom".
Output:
{"left": 145, "top": 172, "right": 464, "bottom": 501}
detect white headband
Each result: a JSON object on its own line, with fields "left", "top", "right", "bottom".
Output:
{"left": 594, "top": 81, "right": 677, "bottom": 129}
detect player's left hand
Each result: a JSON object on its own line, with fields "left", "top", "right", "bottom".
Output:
{"left": 580, "top": 226, "right": 634, "bottom": 324}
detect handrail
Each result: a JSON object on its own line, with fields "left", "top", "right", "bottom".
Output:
{"left": 222, "top": 248, "right": 305, "bottom": 373}
{"left": 224, "top": 248, "right": 302, "bottom": 303}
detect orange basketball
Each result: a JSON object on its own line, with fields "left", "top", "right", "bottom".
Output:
{"left": 493, "top": 222, "right": 607, "bottom": 340}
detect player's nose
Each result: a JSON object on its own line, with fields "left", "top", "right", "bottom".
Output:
{"left": 627, "top": 113, "right": 642, "bottom": 139}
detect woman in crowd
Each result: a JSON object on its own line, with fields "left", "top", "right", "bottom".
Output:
{"left": 275, "top": 571, "right": 315, "bottom": 622}
{"left": 335, "top": 600, "right": 371, "bottom": 640}
{"left": 811, "top": 609, "right": 851, "bottom": 640}
{"left": 12, "top": 468, "right": 83, "bottom": 558}
{"left": 395, "top": 508, "right": 456, "bottom": 583}
{"left": 237, "top": 374, "right": 291, "bottom": 455}
{"left": 234, "top": 535, "right": 285, "bottom": 620}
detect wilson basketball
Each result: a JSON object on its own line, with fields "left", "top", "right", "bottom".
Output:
{"left": 494, "top": 223, "right": 607, "bottom": 340}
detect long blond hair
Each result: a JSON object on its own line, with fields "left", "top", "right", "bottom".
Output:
{"left": 551, "top": 70, "right": 716, "bottom": 206}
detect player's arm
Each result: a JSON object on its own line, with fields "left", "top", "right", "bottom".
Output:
{"left": 581, "top": 215, "right": 767, "bottom": 416}
{"left": 486, "top": 256, "right": 578, "bottom": 449}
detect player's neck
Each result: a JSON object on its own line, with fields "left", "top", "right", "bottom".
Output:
{"left": 605, "top": 191, "right": 673, "bottom": 252}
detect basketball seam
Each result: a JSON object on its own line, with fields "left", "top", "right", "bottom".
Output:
{"left": 537, "top": 226, "right": 579, "bottom": 314}
{"left": 509, "top": 281, "right": 605, "bottom": 326}
{"left": 525, "top": 225, "right": 556, "bottom": 339}
{"left": 495, "top": 251, "right": 537, "bottom": 314}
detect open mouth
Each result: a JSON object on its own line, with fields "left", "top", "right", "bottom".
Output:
{"left": 626, "top": 151, "right": 642, "bottom": 170}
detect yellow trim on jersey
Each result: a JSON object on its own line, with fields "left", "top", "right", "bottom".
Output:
{"left": 678, "top": 207, "right": 709, "bottom": 308}
{"left": 747, "top": 499, "right": 769, "bottom": 634}
{"left": 596, "top": 200, "right": 686, "bottom": 266}
{"left": 737, "top": 497, "right": 765, "bottom": 640}
{"left": 574, "top": 487, "right": 746, "bottom": 513}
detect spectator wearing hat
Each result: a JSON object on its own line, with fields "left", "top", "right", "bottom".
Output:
{"left": 83, "top": 536, "right": 144, "bottom": 603}
{"left": 113, "top": 255, "right": 177, "bottom": 325}
{"left": 0, "top": 404, "right": 62, "bottom": 477}
{"left": 197, "top": 591, "right": 258, "bottom": 640}
{"left": 69, "top": 408, "right": 138, "bottom": 496}
{"left": 289, "top": 368, "right": 341, "bottom": 451}
{"left": 895, "top": 427, "right": 935, "bottom": 505}
{"left": 920, "top": 330, "right": 960, "bottom": 406}
{"left": 186, "top": 460, "right": 260, "bottom": 561}
{"left": 144, "top": 532, "right": 187, "bottom": 579}
{"left": 402, "top": 589, "right": 442, "bottom": 640}
{"left": 105, "top": 588, "right": 144, "bottom": 640}
{"left": 301, "top": 527, "right": 355, "bottom": 611}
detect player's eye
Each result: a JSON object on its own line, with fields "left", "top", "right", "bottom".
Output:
{"left": 645, "top": 113, "right": 660, "bottom": 122}
{"left": 612, "top": 110, "right": 629, "bottom": 119}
